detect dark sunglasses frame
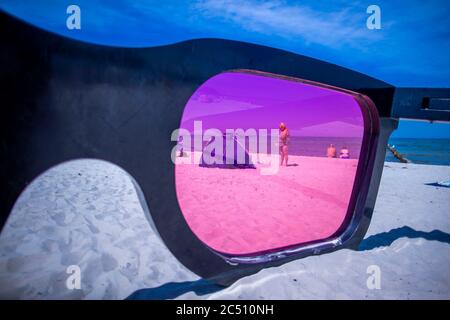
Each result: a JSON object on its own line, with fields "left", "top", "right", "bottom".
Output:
{"left": 1, "top": 13, "right": 449, "bottom": 285}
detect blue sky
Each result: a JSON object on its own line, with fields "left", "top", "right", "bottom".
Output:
{"left": 1, "top": 0, "right": 449, "bottom": 138}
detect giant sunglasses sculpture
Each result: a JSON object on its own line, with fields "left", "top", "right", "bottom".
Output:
{"left": 1, "top": 13, "right": 449, "bottom": 285}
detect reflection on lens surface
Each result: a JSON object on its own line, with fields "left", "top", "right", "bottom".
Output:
{"left": 175, "top": 72, "right": 364, "bottom": 255}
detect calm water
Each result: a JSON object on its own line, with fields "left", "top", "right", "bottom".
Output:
{"left": 288, "top": 136, "right": 361, "bottom": 159}
{"left": 184, "top": 136, "right": 450, "bottom": 165}
{"left": 187, "top": 135, "right": 362, "bottom": 159}
{"left": 386, "top": 138, "right": 450, "bottom": 166}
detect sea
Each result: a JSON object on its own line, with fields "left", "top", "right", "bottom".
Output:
{"left": 291, "top": 137, "right": 450, "bottom": 165}
{"left": 188, "top": 136, "right": 363, "bottom": 159}
{"left": 185, "top": 136, "right": 450, "bottom": 165}
{"left": 287, "top": 136, "right": 362, "bottom": 159}
{"left": 282, "top": 137, "right": 450, "bottom": 165}
{"left": 385, "top": 138, "right": 450, "bottom": 166}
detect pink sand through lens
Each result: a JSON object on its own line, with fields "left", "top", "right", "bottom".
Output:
{"left": 175, "top": 72, "right": 364, "bottom": 255}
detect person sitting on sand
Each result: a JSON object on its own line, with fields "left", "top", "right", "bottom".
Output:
{"left": 339, "top": 146, "right": 350, "bottom": 159}
{"left": 178, "top": 147, "right": 187, "bottom": 157}
{"left": 177, "top": 138, "right": 187, "bottom": 157}
{"left": 326, "top": 144, "right": 336, "bottom": 158}
{"left": 279, "top": 122, "right": 289, "bottom": 166}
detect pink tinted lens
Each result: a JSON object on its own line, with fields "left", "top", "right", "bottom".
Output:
{"left": 175, "top": 72, "right": 365, "bottom": 255}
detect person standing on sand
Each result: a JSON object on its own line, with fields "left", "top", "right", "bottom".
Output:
{"left": 279, "top": 122, "right": 289, "bottom": 166}
{"left": 327, "top": 144, "right": 337, "bottom": 158}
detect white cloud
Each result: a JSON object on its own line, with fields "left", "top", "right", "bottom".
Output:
{"left": 193, "top": 0, "right": 381, "bottom": 48}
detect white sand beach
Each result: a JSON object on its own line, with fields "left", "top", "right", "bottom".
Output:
{"left": 176, "top": 152, "right": 358, "bottom": 255}
{"left": 0, "top": 159, "right": 449, "bottom": 299}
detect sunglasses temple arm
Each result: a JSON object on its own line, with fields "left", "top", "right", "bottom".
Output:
{"left": 391, "top": 88, "right": 450, "bottom": 122}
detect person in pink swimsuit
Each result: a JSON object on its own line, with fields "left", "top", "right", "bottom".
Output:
{"left": 327, "top": 144, "right": 337, "bottom": 158}
{"left": 279, "top": 122, "right": 289, "bottom": 166}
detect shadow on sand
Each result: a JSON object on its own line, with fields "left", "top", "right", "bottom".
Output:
{"left": 126, "top": 278, "right": 223, "bottom": 300}
{"left": 127, "top": 226, "right": 450, "bottom": 299}
{"left": 425, "top": 182, "right": 450, "bottom": 188}
{"left": 358, "top": 226, "right": 450, "bottom": 251}
{"left": 286, "top": 163, "right": 299, "bottom": 167}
